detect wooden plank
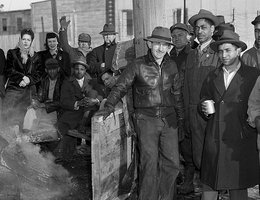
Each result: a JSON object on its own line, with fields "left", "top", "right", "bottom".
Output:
{"left": 92, "top": 108, "right": 129, "bottom": 200}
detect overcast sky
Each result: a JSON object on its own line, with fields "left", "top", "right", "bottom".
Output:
{"left": 0, "top": 0, "right": 43, "bottom": 11}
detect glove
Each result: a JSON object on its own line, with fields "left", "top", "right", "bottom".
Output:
{"left": 19, "top": 80, "right": 27, "bottom": 87}
{"left": 177, "top": 119, "right": 185, "bottom": 142}
{"left": 59, "top": 16, "right": 70, "bottom": 29}
{"left": 83, "top": 97, "right": 99, "bottom": 107}
{"left": 94, "top": 108, "right": 112, "bottom": 120}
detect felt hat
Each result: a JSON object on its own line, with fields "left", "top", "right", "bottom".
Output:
{"left": 144, "top": 26, "right": 173, "bottom": 45}
{"left": 78, "top": 33, "right": 91, "bottom": 42}
{"left": 73, "top": 57, "right": 89, "bottom": 69}
{"left": 210, "top": 30, "right": 247, "bottom": 52}
{"left": 212, "top": 23, "right": 235, "bottom": 40}
{"left": 251, "top": 15, "right": 260, "bottom": 25}
{"left": 188, "top": 9, "right": 219, "bottom": 27}
{"left": 216, "top": 15, "right": 225, "bottom": 25}
{"left": 170, "top": 23, "right": 190, "bottom": 34}
{"left": 99, "top": 24, "right": 118, "bottom": 35}
{"left": 45, "top": 58, "right": 59, "bottom": 70}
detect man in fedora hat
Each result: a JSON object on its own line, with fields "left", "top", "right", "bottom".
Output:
{"left": 55, "top": 57, "right": 102, "bottom": 164}
{"left": 169, "top": 22, "right": 195, "bottom": 194}
{"left": 242, "top": 15, "right": 260, "bottom": 70}
{"left": 95, "top": 26, "right": 184, "bottom": 200}
{"left": 59, "top": 16, "right": 92, "bottom": 64}
{"left": 184, "top": 9, "right": 220, "bottom": 173}
{"left": 199, "top": 30, "right": 259, "bottom": 200}
{"left": 88, "top": 23, "right": 118, "bottom": 77}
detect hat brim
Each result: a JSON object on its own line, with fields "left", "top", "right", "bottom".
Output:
{"left": 99, "top": 31, "right": 118, "bottom": 35}
{"left": 144, "top": 37, "right": 173, "bottom": 45}
{"left": 210, "top": 40, "right": 247, "bottom": 52}
{"left": 46, "top": 65, "right": 59, "bottom": 70}
{"left": 251, "top": 20, "right": 260, "bottom": 25}
{"left": 189, "top": 14, "right": 219, "bottom": 27}
{"left": 170, "top": 26, "right": 190, "bottom": 34}
{"left": 73, "top": 61, "right": 89, "bottom": 68}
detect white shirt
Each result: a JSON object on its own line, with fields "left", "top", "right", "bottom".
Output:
{"left": 223, "top": 62, "right": 241, "bottom": 89}
{"left": 199, "top": 39, "right": 212, "bottom": 52}
{"left": 76, "top": 77, "right": 84, "bottom": 88}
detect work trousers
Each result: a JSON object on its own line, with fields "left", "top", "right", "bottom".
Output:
{"left": 135, "top": 113, "right": 179, "bottom": 200}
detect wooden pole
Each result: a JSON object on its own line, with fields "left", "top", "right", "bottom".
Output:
{"left": 133, "top": 0, "right": 167, "bottom": 57}
{"left": 51, "top": 0, "right": 58, "bottom": 33}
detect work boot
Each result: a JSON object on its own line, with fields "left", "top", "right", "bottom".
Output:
{"left": 178, "top": 166, "right": 195, "bottom": 194}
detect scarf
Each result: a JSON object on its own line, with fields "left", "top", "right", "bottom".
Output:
{"left": 17, "top": 37, "right": 35, "bottom": 64}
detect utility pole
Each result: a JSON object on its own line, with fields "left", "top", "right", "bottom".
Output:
{"left": 133, "top": 0, "right": 167, "bottom": 57}
{"left": 183, "top": 0, "right": 187, "bottom": 24}
{"left": 51, "top": 0, "right": 58, "bottom": 33}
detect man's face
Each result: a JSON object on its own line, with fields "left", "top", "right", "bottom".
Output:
{"left": 218, "top": 43, "right": 240, "bottom": 66}
{"left": 47, "top": 37, "right": 58, "bottom": 50}
{"left": 171, "top": 29, "right": 189, "bottom": 49}
{"left": 46, "top": 68, "right": 59, "bottom": 80}
{"left": 195, "top": 19, "right": 214, "bottom": 44}
{"left": 148, "top": 41, "right": 171, "bottom": 61}
{"left": 101, "top": 72, "right": 115, "bottom": 88}
{"left": 103, "top": 34, "right": 116, "bottom": 46}
{"left": 74, "top": 64, "right": 86, "bottom": 79}
{"left": 21, "top": 34, "right": 32, "bottom": 49}
{"left": 78, "top": 41, "right": 90, "bottom": 51}
{"left": 254, "top": 23, "right": 260, "bottom": 47}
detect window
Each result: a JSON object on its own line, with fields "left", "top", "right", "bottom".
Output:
{"left": 17, "top": 17, "right": 22, "bottom": 31}
{"left": 2, "top": 18, "right": 7, "bottom": 31}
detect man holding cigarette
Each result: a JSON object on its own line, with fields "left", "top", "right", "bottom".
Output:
{"left": 199, "top": 30, "right": 259, "bottom": 200}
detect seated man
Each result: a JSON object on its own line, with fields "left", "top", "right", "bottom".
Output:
{"left": 55, "top": 57, "right": 102, "bottom": 163}
{"left": 22, "top": 58, "right": 64, "bottom": 143}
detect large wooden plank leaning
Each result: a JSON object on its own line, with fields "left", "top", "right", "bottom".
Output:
{"left": 91, "top": 108, "right": 129, "bottom": 200}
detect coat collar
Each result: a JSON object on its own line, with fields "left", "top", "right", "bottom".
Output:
{"left": 213, "top": 61, "right": 245, "bottom": 96}
{"left": 69, "top": 73, "right": 92, "bottom": 91}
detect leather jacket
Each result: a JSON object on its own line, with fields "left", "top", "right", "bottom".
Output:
{"left": 105, "top": 50, "right": 184, "bottom": 127}
{"left": 37, "top": 74, "right": 63, "bottom": 115}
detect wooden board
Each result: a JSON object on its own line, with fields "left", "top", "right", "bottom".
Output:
{"left": 91, "top": 108, "right": 130, "bottom": 200}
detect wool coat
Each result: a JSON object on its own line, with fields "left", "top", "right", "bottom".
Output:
{"left": 199, "top": 62, "right": 260, "bottom": 190}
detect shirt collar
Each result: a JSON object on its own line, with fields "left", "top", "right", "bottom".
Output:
{"left": 199, "top": 39, "right": 212, "bottom": 52}
{"left": 222, "top": 62, "right": 241, "bottom": 74}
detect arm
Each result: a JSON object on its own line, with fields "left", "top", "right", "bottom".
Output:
{"left": 60, "top": 80, "right": 78, "bottom": 111}
{"left": 27, "top": 53, "right": 43, "bottom": 86}
{"left": 88, "top": 48, "right": 104, "bottom": 75}
{"left": 0, "top": 49, "right": 6, "bottom": 97}
{"left": 248, "top": 76, "right": 260, "bottom": 128}
{"left": 5, "top": 49, "right": 24, "bottom": 85}
{"left": 59, "top": 29, "right": 74, "bottom": 57}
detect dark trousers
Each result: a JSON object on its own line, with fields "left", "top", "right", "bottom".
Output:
{"left": 55, "top": 122, "right": 77, "bottom": 161}
{"left": 135, "top": 113, "right": 179, "bottom": 200}
{"left": 179, "top": 132, "right": 194, "bottom": 167}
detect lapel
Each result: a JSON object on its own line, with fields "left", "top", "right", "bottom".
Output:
{"left": 213, "top": 66, "right": 226, "bottom": 96}
{"left": 225, "top": 63, "right": 244, "bottom": 94}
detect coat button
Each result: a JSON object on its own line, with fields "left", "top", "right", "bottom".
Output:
{"left": 221, "top": 100, "right": 224, "bottom": 103}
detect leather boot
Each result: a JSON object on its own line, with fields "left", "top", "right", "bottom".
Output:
{"left": 178, "top": 166, "right": 195, "bottom": 194}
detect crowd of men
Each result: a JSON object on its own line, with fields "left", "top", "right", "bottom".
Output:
{"left": 0, "top": 8, "right": 260, "bottom": 200}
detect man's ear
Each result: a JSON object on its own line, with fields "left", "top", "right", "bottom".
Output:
{"left": 237, "top": 47, "right": 242, "bottom": 55}
{"left": 147, "top": 41, "right": 152, "bottom": 49}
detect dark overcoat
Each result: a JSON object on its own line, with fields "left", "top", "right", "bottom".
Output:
{"left": 199, "top": 62, "right": 260, "bottom": 190}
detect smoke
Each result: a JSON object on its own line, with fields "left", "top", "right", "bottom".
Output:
{"left": 0, "top": 125, "right": 73, "bottom": 200}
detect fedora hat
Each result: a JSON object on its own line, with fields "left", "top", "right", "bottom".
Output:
{"left": 72, "top": 57, "right": 89, "bottom": 69}
{"left": 188, "top": 9, "right": 219, "bottom": 27}
{"left": 212, "top": 23, "right": 235, "bottom": 40}
{"left": 216, "top": 15, "right": 225, "bottom": 25}
{"left": 170, "top": 23, "right": 190, "bottom": 34}
{"left": 251, "top": 15, "right": 260, "bottom": 25}
{"left": 144, "top": 26, "right": 173, "bottom": 45}
{"left": 210, "top": 30, "right": 247, "bottom": 52}
{"left": 99, "top": 23, "right": 118, "bottom": 35}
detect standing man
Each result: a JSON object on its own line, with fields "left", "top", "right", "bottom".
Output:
{"left": 169, "top": 23, "right": 195, "bottom": 194}
{"left": 184, "top": 9, "right": 220, "bottom": 170}
{"left": 242, "top": 15, "right": 260, "bottom": 69}
{"left": 0, "top": 48, "right": 5, "bottom": 126}
{"left": 88, "top": 23, "right": 118, "bottom": 77}
{"left": 59, "top": 16, "right": 92, "bottom": 63}
{"left": 96, "top": 26, "right": 184, "bottom": 200}
{"left": 199, "top": 30, "right": 259, "bottom": 200}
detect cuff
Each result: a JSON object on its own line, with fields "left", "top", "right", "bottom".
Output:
{"left": 74, "top": 101, "right": 79, "bottom": 110}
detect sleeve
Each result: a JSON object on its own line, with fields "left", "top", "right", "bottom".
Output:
{"left": 5, "top": 49, "right": 24, "bottom": 85}
{"left": 172, "top": 72, "right": 184, "bottom": 121}
{"left": 62, "top": 51, "right": 71, "bottom": 77}
{"left": 105, "top": 63, "right": 136, "bottom": 111}
{"left": 27, "top": 53, "right": 44, "bottom": 86}
{"left": 59, "top": 29, "right": 73, "bottom": 56}
{"left": 0, "top": 49, "right": 6, "bottom": 97}
{"left": 248, "top": 76, "right": 260, "bottom": 127}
